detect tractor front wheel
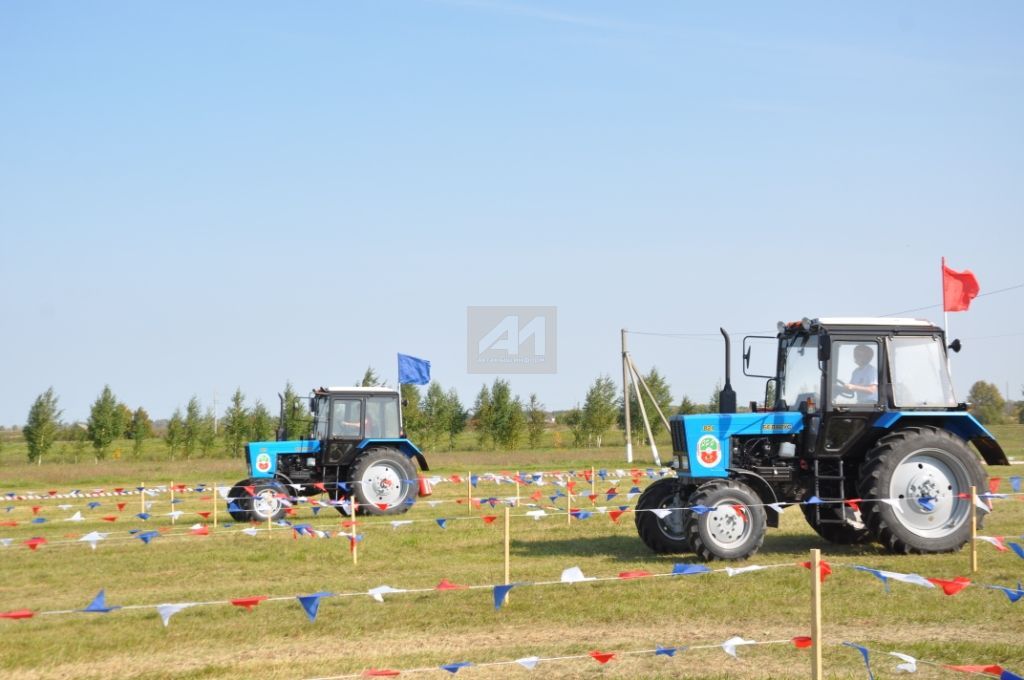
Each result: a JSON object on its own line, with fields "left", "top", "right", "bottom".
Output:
{"left": 683, "top": 479, "right": 766, "bottom": 561}
{"left": 635, "top": 478, "right": 692, "bottom": 554}
{"left": 227, "top": 480, "right": 254, "bottom": 522}
{"left": 246, "top": 481, "right": 289, "bottom": 523}
{"left": 350, "top": 448, "right": 417, "bottom": 515}
{"left": 858, "top": 426, "right": 985, "bottom": 554}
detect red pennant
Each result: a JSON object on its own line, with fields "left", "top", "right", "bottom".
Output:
{"left": 941, "top": 259, "right": 980, "bottom": 312}
{"left": 231, "top": 596, "right": 268, "bottom": 611}
{"left": 158, "top": 526, "right": 173, "bottom": 533}
{"left": 609, "top": 509, "right": 630, "bottom": 523}
{"left": 450, "top": 475, "right": 462, "bottom": 484}
{"left": 363, "top": 670, "right": 401, "bottom": 677}
{"left": 285, "top": 508, "right": 296, "bottom": 516}
{"left": 313, "top": 482, "right": 327, "bottom": 492}
{"left": 200, "top": 496, "right": 212, "bottom": 502}
{"left": 583, "top": 469, "right": 593, "bottom": 482}
{"left": 47, "top": 490, "right": 57, "bottom": 496}
{"left": 24, "top": 537, "right": 47, "bottom": 551}
{"left": 197, "top": 511, "right": 211, "bottom": 519}
{"left": 174, "top": 484, "right": 187, "bottom": 492}
{"left": 800, "top": 560, "right": 832, "bottom": 583}
{"left": 587, "top": 494, "right": 597, "bottom": 503}
{"left": 101, "top": 516, "right": 118, "bottom": 522}
{"left": 376, "top": 503, "right": 389, "bottom": 511}
{"left": 988, "top": 477, "right": 1001, "bottom": 494}
{"left": 435, "top": 579, "right": 468, "bottom": 591}
{"left": 530, "top": 491, "right": 543, "bottom": 502}
{"left": 64, "top": 533, "right": 80, "bottom": 539}
{"left": 242, "top": 486, "right": 255, "bottom": 497}
{"left": 944, "top": 665, "right": 1003, "bottom": 675}
{"left": 618, "top": 570, "right": 653, "bottom": 580}
{"left": 927, "top": 576, "right": 971, "bottom": 596}
{"left": 190, "top": 525, "right": 210, "bottom": 536}
{"left": 844, "top": 498, "right": 862, "bottom": 513}
{"left": 31, "top": 506, "right": 41, "bottom": 515}
{"left": 606, "top": 487, "right": 617, "bottom": 496}
{"left": 342, "top": 521, "right": 356, "bottom": 528}
{"left": 0, "top": 521, "right": 17, "bottom": 527}
{"left": 471, "top": 499, "right": 482, "bottom": 509}
{"left": 117, "top": 503, "right": 126, "bottom": 511}
{"left": 732, "top": 504, "right": 748, "bottom": 522}
{"left": 791, "top": 636, "right": 813, "bottom": 649}
{"left": 481, "top": 515, "right": 498, "bottom": 524}
{"left": 0, "top": 609, "right": 35, "bottom": 620}
{"left": 590, "top": 651, "right": 615, "bottom": 665}
{"left": 114, "top": 488, "right": 124, "bottom": 493}
{"left": 567, "top": 481, "right": 576, "bottom": 492}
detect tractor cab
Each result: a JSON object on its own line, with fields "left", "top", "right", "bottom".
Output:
{"left": 311, "top": 387, "right": 404, "bottom": 441}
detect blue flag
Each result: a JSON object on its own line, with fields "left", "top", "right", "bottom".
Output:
{"left": 398, "top": 353, "right": 431, "bottom": 385}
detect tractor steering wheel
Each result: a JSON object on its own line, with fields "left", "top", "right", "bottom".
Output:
{"left": 834, "top": 379, "right": 855, "bottom": 399}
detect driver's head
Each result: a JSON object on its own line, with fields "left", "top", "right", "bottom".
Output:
{"left": 854, "top": 344, "right": 874, "bottom": 366}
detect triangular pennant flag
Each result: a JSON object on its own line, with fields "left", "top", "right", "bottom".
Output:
{"left": 726, "top": 565, "right": 766, "bottom": 577}
{"left": 804, "top": 496, "right": 823, "bottom": 505}
{"left": 493, "top": 584, "right": 515, "bottom": 609}
{"left": 197, "top": 511, "right": 211, "bottom": 519}
{"left": 526, "top": 510, "right": 547, "bottom": 520}
{"left": 945, "top": 665, "right": 1004, "bottom": 675}
{"left": 156, "top": 603, "right": 194, "bottom": 627}
{"left": 363, "top": 669, "right": 401, "bottom": 677}
{"left": 0, "top": 609, "right": 35, "bottom": 620}
{"left": 297, "top": 592, "right": 332, "bottom": 622}
{"left": 189, "top": 525, "right": 210, "bottom": 536}
{"left": 436, "top": 518, "right": 448, "bottom": 529}
{"left": 435, "top": 579, "right": 468, "bottom": 591}
{"left": 999, "top": 670, "right": 1024, "bottom": 680}
{"left": 792, "top": 637, "right": 813, "bottom": 649}
{"left": 655, "top": 645, "right": 677, "bottom": 657}
{"left": 974, "top": 493, "right": 991, "bottom": 514}
{"left": 618, "top": 570, "right": 653, "bottom": 580}
{"left": 242, "top": 527, "right": 259, "bottom": 537}
{"left": 673, "top": 563, "right": 712, "bottom": 576}
{"left": 800, "top": 560, "right": 833, "bottom": 582}
{"left": 609, "top": 509, "right": 628, "bottom": 523}
{"left": 976, "top": 536, "right": 1009, "bottom": 552}
{"left": 589, "top": 651, "right": 615, "bottom": 665}
{"left": 24, "top": 537, "right": 47, "bottom": 551}
{"left": 1010, "top": 543, "right": 1024, "bottom": 560}
{"left": 80, "top": 531, "right": 108, "bottom": 550}
{"left": 137, "top": 531, "right": 160, "bottom": 544}
{"left": 690, "top": 504, "right": 711, "bottom": 515}
{"left": 842, "top": 642, "right": 875, "bottom": 680}
{"left": 391, "top": 520, "right": 413, "bottom": 529}
{"left": 768, "top": 502, "right": 788, "bottom": 514}
{"left": 561, "top": 566, "right": 595, "bottom": 583}
{"left": 722, "top": 636, "right": 756, "bottom": 658}
{"left": 515, "top": 656, "right": 540, "bottom": 670}
{"left": 986, "top": 582, "right": 1024, "bottom": 603}
{"left": 1010, "top": 476, "right": 1021, "bottom": 493}
{"left": 231, "top": 596, "right": 268, "bottom": 611}
{"left": 651, "top": 508, "right": 672, "bottom": 519}
{"left": 890, "top": 652, "right": 917, "bottom": 673}
{"left": 481, "top": 515, "right": 497, "bottom": 525}
{"left": 227, "top": 502, "right": 242, "bottom": 514}
{"left": 926, "top": 576, "right": 971, "bottom": 596}
{"left": 368, "top": 585, "right": 406, "bottom": 603}
{"left": 82, "top": 589, "right": 120, "bottom": 613}
{"left": 66, "top": 511, "right": 84, "bottom": 522}
{"left": 917, "top": 496, "right": 936, "bottom": 512}
{"left": 440, "top": 661, "right": 472, "bottom": 674}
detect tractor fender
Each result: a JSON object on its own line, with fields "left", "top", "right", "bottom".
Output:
{"left": 726, "top": 467, "right": 782, "bottom": 528}
{"left": 871, "top": 412, "right": 1008, "bottom": 466}
{"left": 356, "top": 438, "right": 429, "bottom": 471}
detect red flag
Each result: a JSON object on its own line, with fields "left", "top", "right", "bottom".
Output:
{"left": 434, "top": 579, "right": 468, "bottom": 591}
{"left": 791, "top": 636, "right": 813, "bottom": 649}
{"left": 363, "top": 670, "right": 401, "bottom": 677}
{"left": 197, "top": 511, "right": 211, "bottom": 519}
{"left": 189, "top": 525, "right": 210, "bottom": 536}
{"left": 927, "top": 576, "right": 971, "bottom": 595}
{"left": 944, "top": 664, "right": 1003, "bottom": 675}
{"left": 618, "top": 570, "right": 653, "bottom": 580}
{"left": 481, "top": 515, "right": 498, "bottom": 525}
{"left": 590, "top": 651, "right": 615, "bottom": 665}
{"left": 942, "top": 258, "right": 980, "bottom": 312}
{"left": 800, "top": 560, "right": 832, "bottom": 582}
{"left": 0, "top": 609, "right": 35, "bottom": 620}
{"left": 31, "top": 506, "right": 41, "bottom": 515}
{"left": 231, "top": 596, "right": 268, "bottom": 611}
{"left": 24, "top": 537, "right": 47, "bottom": 551}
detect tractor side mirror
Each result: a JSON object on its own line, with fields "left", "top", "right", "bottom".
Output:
{"left": 401, "top": 399, "right": 409, "bottom": 407}
{"left": 818, "top": 336, "right": 831, "bottom": 362}
{"left": 948, "top": 338, "right": 962, "bottom": 353}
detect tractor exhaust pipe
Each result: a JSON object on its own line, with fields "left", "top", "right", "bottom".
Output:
{"left": 719, "top": 328, "right": 737, "bottom": 414}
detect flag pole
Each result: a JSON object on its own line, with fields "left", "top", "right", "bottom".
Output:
{"left": 942, "top": 257, "right": 953, "bottom": 379}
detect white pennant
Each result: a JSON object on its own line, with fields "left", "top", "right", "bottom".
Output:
{"left": 975, "top": 535, "right": 1006, "bottom": 551}
{"left": 768, "top": 503, "right": 787, "bottom": 514}
{"left": 890, "top": 652, "right": 917, "bottom": 673}
{"left": 217, "top": 486, "right": 231, "bottom": 499}
{"left": 726, "top": 565, "right": 766, "bottom": 577}
{"left": 242, "top": 527, "right": 259, "bottom": 537}
{"left": 80, "top": 532, "right": 108, "bottom": 550}
{"left": 515, "top": 656, "right": 540, "bottom": 670}
{"left": 973, "top": 494, "right": 991, "bottom": 514}
{"left": 722, "top": 636, "right": 756, "bottom": 658}
{"left": 878, "top": 570, "right": 935, "bottom": 588}
{"left": 526, "top": 510, "right": 547, "bottom": 520}
{"left": 58, "top": 504, "right": 72, "bottom": 510}
{"left": 167, "top": 510, "right": 183, "bottom": 520}
{"left": 66, "top": 511, "right": 84, "bottom": 522}
{"left": 650, "top": 509, "right": 672, "bottom": 519}
{"left": 390, "top": 521, "right": 413, "bottom": 529}
{"left": 560, "top": 566, "right": 596, "bottom": 583}
{"left": 157, "top": 603, "right": 195, "bottom": 627}
{"left": 368, "top": 585, "right": 406, "bottom": 602}
{"left": 0, "top": 538, "right": 12, "bottom": 548}
{"left": 427, "top": 501, "right": 443, "bottom": 507}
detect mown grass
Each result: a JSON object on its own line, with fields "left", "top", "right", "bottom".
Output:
{"left": 0, "top": 440, "right": 1021, "bottom": 679}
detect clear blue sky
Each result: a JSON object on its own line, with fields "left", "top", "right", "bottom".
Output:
{"left": 2, "top": 1, "right": 1022, "bottom": 426}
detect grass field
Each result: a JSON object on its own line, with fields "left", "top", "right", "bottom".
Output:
{"left": 0, "top": 432, "right": 1022, "bottom": 679}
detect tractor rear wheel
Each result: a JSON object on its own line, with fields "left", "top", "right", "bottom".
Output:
{"left": 635, "top": 478, "right": 692, "bottom": 554}
{"left": 683, "top": 479, "right": 766, "bottom": 561}
{"left": 350, "top": 448, "right": 417, "bottom": 515}
{"left": 246, "top": 481, "right": 288, "bottom": 523}
{"left": 800, "top": 497, "right": 871, "bottom": 545}
{"left": 227, "top": 480, "right": 254, "bottom": 522}
{"left": 858, "top": 426, "right": 986, "bottom": 554}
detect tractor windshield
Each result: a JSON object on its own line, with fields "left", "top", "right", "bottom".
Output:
{"left": 780, "top": 335, "right": 821, "bottom": 411}
{"left": 886, "top": 336, "right": 957, "bottom": 407}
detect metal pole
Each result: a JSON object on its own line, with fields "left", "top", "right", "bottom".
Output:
{"left": 622, "top": 329, "right": 633, "bottom": 464}
{"left": 628, "top": 360, "right": 661, "bottom": 466}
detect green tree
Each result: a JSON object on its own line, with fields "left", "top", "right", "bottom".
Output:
{"left": 582, "top": 376, "right": 617, "bottom": 447}
{"left": 677, "top": 395, "right": 700, "bottom": 415}
{"left": 421, "top": 383, "right": 450, "bottom": 451}
{"left": 198, "top": 407, "right": 218, "bottom": 457}
{"left": 87, "top": 385, "right": 123, "bottom": 461}
{"left": 281, "top": 382, "right": 311, "bottom": 440}
{"left": 562, "top": 405, "right": 586, "bottom": 447}
{"left": 619, "top": 368, "right": 673, "bottom": 442}
{"left": 359, "top": 367, "right": 382, "bottom": 387}
{"left": 165, "top": 408, "right": 184, "bottom": 460}
{"left": 707, "top": 380, "right": 722, "bottom": 414}
{"left": 445, "top": 388, "right": 467, "bottom": 450}
{"left": 118, "top": 403, "right": 134, "bottom": 439}
{"left": 967, "top": 381, "right": 1005, "bottom": 425}
{"left": 490, "top": 379, "right": 525, "bottom": 449}
{"left": 473, "top": 384, "right": 494, "bottom": 449}
{"left": 24, "top": 387, "right": 62, "bottom": 465}
{"left": 249, "top": 400, "right": 275, "bottom": 441}
{"left": 130, "top": 407, "right": 153, "bottom": 459}
{"left": 183, "top": 396, "right": 203, "bottom": 460}
{"left": 399, "top": 384, "right": 426, "bottom": 442}
{"left": 525, "top": 394, "right": 546, "bottom": 448}
{"left": 1019, "top": 387, "right": 1024, "bottom": 424}
{"left": 222, "top": 388, "right": 250, "bottom": 458}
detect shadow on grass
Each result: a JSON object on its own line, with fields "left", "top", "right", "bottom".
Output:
{"left": 511, "top": 532, "right": 888, "bottom": 563}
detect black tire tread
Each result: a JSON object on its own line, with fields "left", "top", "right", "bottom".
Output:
{"left": 634, "top": 478, "right": 691, "bottom": 554}
{"left": 683, "top": 479, "right": 766, "bottom": 562}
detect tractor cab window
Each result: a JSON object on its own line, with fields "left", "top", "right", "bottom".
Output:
{"left": 830, "top": 341, "right": 879, "bottom": 407}
{"left": 312, "top": 397, "right": 330, "bottom": 439}
{"left": 780, "top": 335, "right": 821, "bottom": 411}
{"left": 331, "top": 399, "right": 363, "bottom": 438}
{"left": 365, "top": 396, "right": 401, "bottom": 439}
{"left": 887, "top": 336, "right": 956, "bottom": 407}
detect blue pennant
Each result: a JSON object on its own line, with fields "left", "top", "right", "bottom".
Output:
{"left": 655, "top": 645, "right": 677, "bottom": 657}
{"left": 436, "top": 518, "right": 448, "bottom": 529}
{"left": 136, "top": 513, "right": 150, "bottom": 520}
{"left": 917, "top": 496, "right": 936, "bottom": 511}
{"left": 31, "top": 518, "right": 47, "bottom": 524}
{"left": 493, "top": 584, "right": 515, "bottom": 609}
{"left": 88, "top": 502, "right": 101, "bottom": 509}
{"left": 988, "top": 582, "right": 1024, "bottom": 603}
{"left": 841, "top": 642, "right": 874, "bottom": 680}
{"left": 137, "top": 531, "right": 160, "bottom": 544}
{"left": 1008, "top": 543, "right": 1024, "bottom": 560}
{"left": 673, "top": 563, "right": 712, "bottom": 576}
{"left": 854, "top": 566, "right": 891, "bottom": 593}
{"left": 82, "top": 589, "right": 120, "bottom": 613}
{"left": 470, "top": 475, "right": 479, "bottom": 487}
{"left": 297, "top": 592, "right": 333, "bottom": 622}
{"left": 441, "top": 662, "right": 473, "bottom": 674}
{"left": 1010, "top": 476, "right": 1021, "bottom": 493}
{"left": 690, "top": 504, "right": 711, "bottom": 515}
{"left": 311, "top": 506, "right": 322, "bottom": 516}
{"left": 804, "top": 496, "right": 823, "bottom": 505}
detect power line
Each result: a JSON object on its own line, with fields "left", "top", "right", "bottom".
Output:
{"left": 883, "top": 281, "right": 1024, "bottom": 317}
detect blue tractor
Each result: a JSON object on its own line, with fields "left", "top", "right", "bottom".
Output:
{"left": 228, "top": 386, "right": 428, "bottom": 522}
{"left": 635, "top": 317, "right": 1009, "bottom": 561}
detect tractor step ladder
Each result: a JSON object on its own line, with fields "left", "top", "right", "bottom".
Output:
{"left": 813, "top": 459, "right": 850, "bottom": 525}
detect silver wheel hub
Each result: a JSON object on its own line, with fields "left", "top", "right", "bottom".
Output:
{"left": 362, "top": 463, "right": 406, "bottom": 506}
{"left": 253, "top": 489, "right": 282, "bottom": 518}
{"left": 888, "top": 449, "right": 968, "bottom": 537}
{"left": 705, "top": 502, "right": 750, "bottom": 548}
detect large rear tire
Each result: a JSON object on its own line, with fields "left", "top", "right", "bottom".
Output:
{"left": 683, "top": 479, "right": 766, "bottom": 561}
{"left": 350, "top": 448, "right": 417, "bottom": 516}
{"left": 858, "top": 426, "right": 986, "bottom": 554}
{"left": 634, "top": 478, "right": 692, "bottom": 554}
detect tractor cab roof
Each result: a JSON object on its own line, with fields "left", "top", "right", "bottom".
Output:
{"left": 315, "top": 386, "right": 401, "bottom": 396}
{"left": 778, "top": 317, "right": 942, "bottom": 336}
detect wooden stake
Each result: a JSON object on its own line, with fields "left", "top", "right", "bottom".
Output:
{"left": 970, "top": 485, "right": 978, "bottom": 574}
{"left": 140, "top": 482, "right": 146, "bottom": 514}
{"left": 213, "top": 483, "right": 218, "bottom": 528}
{"left": 591, "top": 466, "right": 596, "bottom": 497}
{"left": 810, "top": 548, "right": 823, "bottom": 680}
{"left": 503, "top": 506, "right": 511, "bottom": 604}
{"left": 515, "top": 478, "right": 520, "bottom": 507}
{"left": 352, "top": 497, "right": 359, "bottom": 566}
{"left": 468, "top": 471, "right": 473, "bottom": 513}
{"left": 567, "top": 487, "right": 572, "bottom": 526}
